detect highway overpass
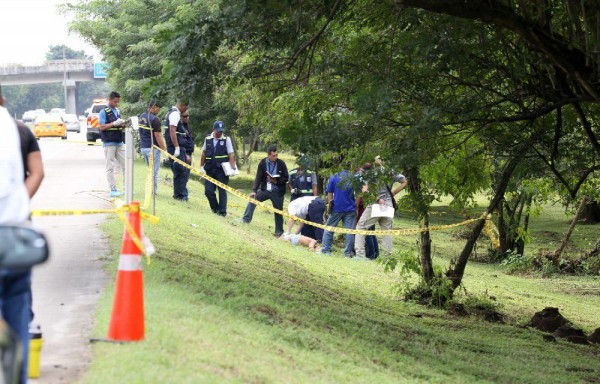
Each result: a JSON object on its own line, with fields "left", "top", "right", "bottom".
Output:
{"left": 0, "top": 60, "right": 106, "bottom": 114}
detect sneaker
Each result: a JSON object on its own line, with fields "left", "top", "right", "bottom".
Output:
{"left": 236, "top": 218, "right": 250, "bottom": 224}
{"left": 316, "top": 250, "right": 331, "bottom": 256}
{"left": 353, "top": 255, "right": 371, "bottom": 261}
{"left": 273, "top": 232, "right": 284, "bottom": 238}
{"left": 109, "top": 189, "right": 123, "bottom": 197}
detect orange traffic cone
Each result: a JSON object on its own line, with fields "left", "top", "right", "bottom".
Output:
{"left": 107, "top": 201, "right": 144, "bottom": 341}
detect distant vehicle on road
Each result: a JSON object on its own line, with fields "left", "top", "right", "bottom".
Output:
{"left": 50, "top": 108, "right": 66, "bottom": 115}
{"left": 22, "top": 110, "right": 36, "bottom": 123}
{"left": 86, "top": 99, "right": 108, "bottom": 143}
{"left": 33, "top": 114, "right": 67, "bottom": 140}
{"left": 63, "top": 113, "right": 81, "bottom": 133}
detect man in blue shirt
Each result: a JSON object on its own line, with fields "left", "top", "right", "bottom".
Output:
{"left": 98, "top": 91, "right": 126, "bottom": 198}
{"left": 319, "top": 170, "right": 357, "bottom": 256}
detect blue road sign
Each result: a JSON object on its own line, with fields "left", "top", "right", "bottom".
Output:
{"left": 94, "top": 63, "right": 109, "bottom": 79}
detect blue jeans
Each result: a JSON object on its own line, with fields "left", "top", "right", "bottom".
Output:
{"left": 243, "top": 190, "right": 285, "bottom": 234}
{"left": 321, "top": 211, "right": 356, "bottom": 256}
{"left": 205, "top": 169, "right": 229, "bottom": 215}
{"left": 141, "top": 147, "right": 161, "bottom": 194}
{"left": 1, "top": 269, "right": 32, "bottom": 384}
{"left": 167, "top": 147, "right": 188, "bottom": 200}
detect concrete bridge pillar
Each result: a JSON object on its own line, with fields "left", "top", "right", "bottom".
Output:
{"left": 65, "top": 80, "right": 77, "bottom": 114}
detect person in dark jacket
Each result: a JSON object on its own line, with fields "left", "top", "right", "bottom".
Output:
{"left": 200, "top": 121, "right": 236, "bottom": 216}
{"left": 242, "top": 145, "right": 289, "bottom": 236}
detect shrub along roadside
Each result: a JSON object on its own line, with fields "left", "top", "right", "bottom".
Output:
{"left": 81, "top": 160, "right": 600, "bottom": 383}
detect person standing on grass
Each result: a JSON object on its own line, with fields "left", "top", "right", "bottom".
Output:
{"left": 180, "top": 111, "right": 195, "bottom": 193}
{"left": 98, "top": 91, "right": 126, "bottom": 198}
{"left": 354, "top": 157, "right": 407, "bottom": 260}
{"left": 318, "top": 169, "right": 357, "bottom": 257}
{"left": 242, "top": 145, "right": 289, "bottom": 237}
{"left": 200, "top": 120, "right": 236, "bottom": 217}
{"left": 139, "top": 99, "right": 166, "bottom": 195}
{"left": 164, "top": 100, "right": 190, "bottom": 201}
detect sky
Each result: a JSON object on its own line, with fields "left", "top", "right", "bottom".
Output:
{"left": 0, "top": 0, "right": 100, "bottom": 65}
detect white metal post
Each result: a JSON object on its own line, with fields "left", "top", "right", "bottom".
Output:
{"left": 125, "top": 125, "right": 134, "bottom": 204}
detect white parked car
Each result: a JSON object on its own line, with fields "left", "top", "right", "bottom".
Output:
{"left": 63, "top": 113, "right": 81, "bottom": 133}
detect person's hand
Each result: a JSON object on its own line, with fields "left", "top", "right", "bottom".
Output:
{"left": 250, "top": 192, "right": 256, "bottom": 198}
{"left": 378, "top": 198, "right": 385, "bottom": 205}
{"left": 113, "top": 118, "right": 125, "bottom": 127}
{"left": 174, "top": 147, "right": 180, "bottom": 157}
{"left": 292, "top": 188, "right": 300, "bottom": 195}
{"left": 200, "top": 165, "right": 205, "bottom": 173}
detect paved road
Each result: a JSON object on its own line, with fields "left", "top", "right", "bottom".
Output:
{"left": 29, "top": 124, "right": 111, "bottom": 383}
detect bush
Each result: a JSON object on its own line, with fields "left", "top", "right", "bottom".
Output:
{"left": 501, "top": 251, "right": 534, "bottom": 274}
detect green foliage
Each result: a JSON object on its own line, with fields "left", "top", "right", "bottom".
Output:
{"left": 501, "top": 251, "right": 535, "bottom": 274}
{"left": 379, "top": 249, "right": 453, "bottom": 308}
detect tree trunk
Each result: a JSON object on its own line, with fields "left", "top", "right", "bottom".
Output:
{"left": 447, "top": 156, "right": 521, "bottom": 290}
{"left": 515, "top": 194, "right": 532, "bottom": 255}
{"left": 579, "top": 199, "right": 600, "bottom": 224}
{"left": 406, "top": 167, "right": 434, "bottom": 282}
{"left": 498, "top": 201, "right": 507, "bottom": 254}
{"left": 552, "top": 196, "right": 589, "bottom": 264}
{"left": 420, "top": 213, "right": 434, "bottom": 282}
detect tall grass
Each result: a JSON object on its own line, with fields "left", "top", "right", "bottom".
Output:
{"left": 81, "top": 159, "right": 599, "bottom": 383}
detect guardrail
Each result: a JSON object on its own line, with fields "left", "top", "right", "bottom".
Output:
{"left": 0, "top": 60, "right": 95, "bottom": 76}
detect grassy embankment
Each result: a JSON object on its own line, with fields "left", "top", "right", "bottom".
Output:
{"left": 81, "top": 154, "right": 600, "bottom": 384}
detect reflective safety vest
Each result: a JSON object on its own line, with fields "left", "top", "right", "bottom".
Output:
{"left": 289, "top": 169, "right": 314, "bottom": 195}
{"left": 204, "top": 134, "right": 229, "bottom": 172}
{"left": 163, "top": 108, "right": 189, "bottom": 148}
{"left": 99, "top": 107, "right": 124, "bottom": 143}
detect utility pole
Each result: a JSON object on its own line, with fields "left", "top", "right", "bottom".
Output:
{"left": 63, "top": 46, "right": 67, "bottom": 109}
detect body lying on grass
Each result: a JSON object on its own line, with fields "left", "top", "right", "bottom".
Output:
{"left": 279, "top": 233, "right": 318, "bottom": 251}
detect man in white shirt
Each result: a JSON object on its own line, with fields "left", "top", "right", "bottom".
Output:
{"left": 0, "top": 85, "right": 33, "bottom": 384}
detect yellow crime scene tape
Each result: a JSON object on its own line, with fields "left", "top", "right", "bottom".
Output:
{"left": 156, "top": 146, "right": 498, "bottom": 239}
{"left": 31, "top": 204, "right": 160, "bottom": 263}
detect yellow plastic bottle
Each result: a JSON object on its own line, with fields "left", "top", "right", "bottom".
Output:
{"left": 28, "top": 326, "right": 43, "bottom": 378}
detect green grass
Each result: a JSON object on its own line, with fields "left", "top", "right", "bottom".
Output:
{"left": 80, "top": 159, "right": 600, "bottom": 384}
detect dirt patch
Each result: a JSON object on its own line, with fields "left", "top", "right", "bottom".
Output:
{"left": 529, "top": 307, "right": 570, "bottom": 332}
{"left": 553, "top": 326, "right": 590, "bottom": 345}
{"left": 589, "top": 328, "right": 600, "bottom": 344}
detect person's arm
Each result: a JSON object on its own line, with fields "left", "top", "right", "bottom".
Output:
{"left": 392, "top": 177, "right": 408, "bottom": 195}
{"left": 227, "top": 138, "right": 236, "bottom": 169}
{"left": 25, "top": 151, "right": 44, "bottom": 198}
{"left": 98, "top": 110, "right": 113, "bottom": 131}
{"left": 250, "top": 161, "right": 264, "bottom": 198}
{"left": 278, "top": 160, "right": 289, "bottom": 186}
{"left": 312, "top": 184, "right": 318, "bottom": 196}
{"left": 294, "top": 221, "right": 305, "bottom": 235}
{"left": 169, "top": 125, "right": 179, "bottom": 148}
{"left": 154, "top": 131, "right": 167, "bottom": 151}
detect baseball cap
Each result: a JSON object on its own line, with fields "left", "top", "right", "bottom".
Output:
{"left": 213, "top": 120, "right": 225, "bottom": 132}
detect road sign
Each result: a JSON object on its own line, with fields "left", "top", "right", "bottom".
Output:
{"left": 93, "top": 63, "right": 109, "bottom": 79}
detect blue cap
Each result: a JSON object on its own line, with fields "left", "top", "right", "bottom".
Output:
{"left": 213, "top": 120, "right": 225, "bottom": 132}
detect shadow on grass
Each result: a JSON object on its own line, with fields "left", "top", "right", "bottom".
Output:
{"left": 151, "top": 229, "right": 600, "bottom": 383}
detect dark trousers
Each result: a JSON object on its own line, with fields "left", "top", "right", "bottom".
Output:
{"left": 243, "top": 190, "right": 285, "bottom": 234}
{"left": 167, "top": 147, "right": 188, "bottom": 201}
{"left": 1, "top": 269, "right": 32, "bottom": 384}
{"left": 301, "top": 198, "right": 325, "bottom": 242}
{"left": 205, "top": 169, "right": 229, "bottom": 215}
{"left": 365, "top": 225, "right": 379, "bottom": 259}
